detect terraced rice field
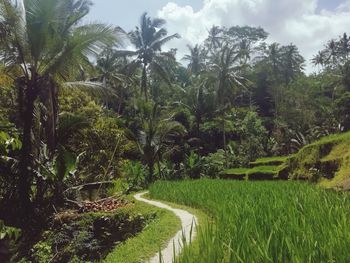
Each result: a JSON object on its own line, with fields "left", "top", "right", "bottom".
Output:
{"left": 149, "top": 180, "right": 350, "bottom": 263}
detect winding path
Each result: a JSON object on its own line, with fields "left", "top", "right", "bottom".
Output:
{"left": 134, "top": 192, "right": 198, "bottom": 263}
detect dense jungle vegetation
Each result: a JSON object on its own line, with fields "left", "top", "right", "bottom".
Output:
{"left": 0, "top": 0, "right": 350, "bottom": 262}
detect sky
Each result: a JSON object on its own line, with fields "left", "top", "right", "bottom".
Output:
{"left": 87, "top": 0, "right": 350, "bottom": 73}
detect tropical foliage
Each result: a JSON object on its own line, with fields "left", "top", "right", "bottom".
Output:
{"left": 0, "top": 0, "right": 350, "bottom": 262}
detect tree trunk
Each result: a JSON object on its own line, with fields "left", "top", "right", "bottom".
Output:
{"left": 40, "top": 76, "right": 58, "bottom": 155}
{"left": 195, "top": 114, "right": 201, "bottom": 138}
{"left": 141, "top": 64, "right": 148, "bottom": 101}
{"left": 147, "top": 161, "right": 154, "bottom": 184}
{"left": 18, "top": 79, "right": 38, "bottom": 219}
{"left": 223, "top": 119, "right": 226, "bottom": 151}
{"left": 157, "top": 159, "right": 162, "bottom": 179}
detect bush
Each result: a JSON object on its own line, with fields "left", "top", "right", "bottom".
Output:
{"left": 30, "top": 209, "right": 155, "bottom": 263}
{"left": 202, "top": 150, "right": 226, "bottom": 178}
{"left": 182, "top": 151, "right": 202, "bottom": 179}
{"left": 120, "top": 160, "right": 147, "bottom": 193}
{"left": 236, "top": 111, "right": 267, "bottom": 164}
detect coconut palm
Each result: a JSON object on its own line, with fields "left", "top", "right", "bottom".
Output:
{"left": 312, "top": 51, "right": 327, "bottom": 72}
{"left": 207, "top": 44, "right": 248, "bottom": 150}
{"left": 280, "top": 44, "right": 305, "bottom": 84}
{"left": 208, "top": 44, "right": 247, "bottom": 106}
{"left": 206, "top": 25, "right": 223, "bottom": 51}
{"left": 266, "top": 43, "right": 281, "bottom": 77}
{"left": 183, "top": 44, "right": 207, "bottom": 76}
{"left": 118, "top": 13, "right": 180, "bottom": 101}
{"left": 96, "top": 48, "right": 135, "bottom": 113}
{"left": 175, "top": 82, "right": 215, "bottom": 137}
{"left": 126, "top": 101, "right": 185, "bottom": 183}
{"left": 325, "top": 40, "right": 339, "bottom": 68}
{"left": 338, "top": 33, "right": 350, "bottom": 61}
{"left": 0, "top": 0, "right": 120, "bottom": 214}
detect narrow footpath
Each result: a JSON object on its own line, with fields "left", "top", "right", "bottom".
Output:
{"left": 134, "top": 192, "right": 198, "bottom": 263}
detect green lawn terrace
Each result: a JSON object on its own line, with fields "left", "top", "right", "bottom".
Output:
{"left": 249, "top": 156, "right": 290, "bottom": 167}
{"left": 221, "top": 156, "right": 290, "bottom": 180}
{"left": 287, "top": 131, "right": 350, "bottom": 190}
{"left": 222, "top": 131, "right": 350, "bottom": 187}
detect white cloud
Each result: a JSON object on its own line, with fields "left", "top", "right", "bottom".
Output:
{"left": 157, "top": 0, "right": 350, "bottom": 73}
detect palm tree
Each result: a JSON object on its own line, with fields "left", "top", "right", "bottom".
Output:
{"left": 183, "top": 44, "right": 207, "bottom": 76}
{"left": 326, "top": 40, "right": 339, "bottom": 68}
{"left": 280, "top": 44, "right": 305, "bottom": 84}
{"left": 208, "top": 44, "right": 246, "bottom": 106}
{"left": 0, "top": 0, "right": 120, "bottom": 215}
{"left": 339, "top": 33, "right": 350, "bottom": 61}
{"left": 207, "top": 44, "right": 247, "bottom": 150}
{"left": 312, "top": 51, "right": 326, "bottom": 71}
{"left": 119, "top": 13, "right": 180, "bottom": 101}
{"left": 176, "top": 81, "right": 215, "bottom": 137}
{"left": 96, "top": 48, "right": 134, "bottom": 113}
{"left": 126, "top": 101, "right": 185, "bottom": 183}
{"left": 266, "top": 43, "right": 281, "bottom": 77}
{"left": 206, "top": 25, "right": 223, "bottom": 51}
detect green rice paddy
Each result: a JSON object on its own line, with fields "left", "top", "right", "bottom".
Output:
{"left": 149, "top": 179, "right": 350, "bottom": 262}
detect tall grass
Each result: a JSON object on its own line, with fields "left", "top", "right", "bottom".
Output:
{"left": 149, "top": 180, "right": 350, "bottom": 262}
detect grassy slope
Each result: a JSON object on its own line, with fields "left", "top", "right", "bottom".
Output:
{"left": 223, "top": 165, "right": 284, "bottom": 180}
{"left": 249, "top": 156, "right": 290, "bottom": 166}
{"left": 287, "top": 131, "right": 350, "bottom": 190}
{"left": 103, "top": 197, "right": 181, "bottom": 263}
{"left": 150, "top": 180, "right": 350, "bottom": 263}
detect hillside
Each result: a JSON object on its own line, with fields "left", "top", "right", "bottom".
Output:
{"left": 286, "top": 132, "right": 350, "bottom": 190}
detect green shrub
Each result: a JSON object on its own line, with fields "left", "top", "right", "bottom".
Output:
{"left": 236, "top": 111, "right": 268, "bottom": 164}
{"left": 32, "top": 240, "right": 52, "bottom": 263}
{"left": 29, "top": 209, "right": 154, "bottom": 263}
{"left": 183, "top": 151, "right": 202, "bottom": 179}
{"left": 120, "top": 160, "right": 147, "bottom": 193}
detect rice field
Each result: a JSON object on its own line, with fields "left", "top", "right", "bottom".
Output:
{"left": 149, "top": 180, "right": 350, "bottom": 263}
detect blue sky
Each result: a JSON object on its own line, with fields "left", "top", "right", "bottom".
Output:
{"left": 87, "top": 0, "right": 350, "bottom": 72}
{"left": 87, "top": 1, "right": 202, "bottom": 30}
{"left": 87, "top": 0, "right": 343, "bottom": 30}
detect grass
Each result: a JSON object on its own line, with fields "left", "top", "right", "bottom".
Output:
{"left": 149, "top": 179, "right": 350, "bottom": 262}
{"left": 222, "top": 165, "right": 282, "bottom": 180}
{"left": 287, "top": 131, "right": 350, "bottom": 189}
{"left": 224, "top": 166, "right": 280, "bottom": 175}
{"left": 248, "top": 165, "right": 281, "bottom": 174}
{"left": 103, "top": 195, "right": 181, "bottom": 263}
{"left": 249, "top": 156, "right": 290, "bottom": 166}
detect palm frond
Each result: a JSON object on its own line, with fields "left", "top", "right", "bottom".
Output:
{"left": 63, "top": 80, "right": 117, "bottom": 99}
{"left": 42, "top": 23, "right": 121, "bottom": 77}
{"left": 151, "top": 33, "right": 180, "bottom": 51}
{"left": 58, "top": 112, "right": 90, "bottom": 145}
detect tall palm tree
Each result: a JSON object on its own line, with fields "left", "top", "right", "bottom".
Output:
{"left": 175, "top": 81, "right": 215, "bottom": 137}
{"left": 207, "top": 44, "right": 247, "bottom": 150}
{"left": 266, "top": 43, "right": 281, "bottom": 77}
{"left": 339, "top": 33, "right": 350, "bottom": 61}
{"left": 0, "top": 0, "right": 120, "bottom": 214}
{"left": 206, "top": 25, "right": 223, "bottom": 51}
{"left": 312, "top": 51, "right": 326, "bottom": 71}
{"left": 208, "top": 44, "right": 246, "bottom": 106}
{"left": 96, "top": 48, "right": 134, "bottom": 113}
{"left": 280, "top": 44, "right": 305, "bottom": 84}
{"left": 119, "top": 13, "right": 180, "bottom": 101}
{"left": 183, "top": 44, "right": 207, "bottom": 76}
{"left": 326, "top": 40, "right": 339, "bottom": 67}
{"left": 126, "top": 101, "right": 185, "bottom": 183}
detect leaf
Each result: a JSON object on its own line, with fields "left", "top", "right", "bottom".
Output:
{"left": 54, "top": 145, "right": 77, "bottom": 180}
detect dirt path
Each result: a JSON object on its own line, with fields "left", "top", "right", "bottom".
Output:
{"left": 134, "top": 192, "right": 198, "bottom": 263}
